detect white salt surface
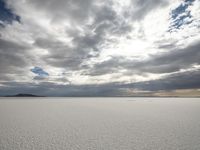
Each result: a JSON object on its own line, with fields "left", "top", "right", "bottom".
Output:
{"left": 0, "top": 98, "right": 200, "bottom": 150}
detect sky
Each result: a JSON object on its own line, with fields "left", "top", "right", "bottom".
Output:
{"left": 0, "top": 0, "right": 200, "bottom": 96}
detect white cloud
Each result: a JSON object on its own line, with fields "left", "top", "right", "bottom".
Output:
{"left": 0, "top": 0, "right": 200, "bottom": 95}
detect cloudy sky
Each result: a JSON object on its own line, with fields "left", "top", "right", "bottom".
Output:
{"left": 0, "top": 0, "right": 200, "bottom": 96}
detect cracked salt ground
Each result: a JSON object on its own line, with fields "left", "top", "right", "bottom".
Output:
{"left": 0, "top": 98, "right": 200, "bottom": 150}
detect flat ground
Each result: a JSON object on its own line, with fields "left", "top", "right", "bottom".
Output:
{"left": 0, "top": 98, "right": 200, "bottom": 150}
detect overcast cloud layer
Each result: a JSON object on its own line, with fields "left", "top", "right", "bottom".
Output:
{"left": 0, "top": 0, "right": 200, "bottom": 96}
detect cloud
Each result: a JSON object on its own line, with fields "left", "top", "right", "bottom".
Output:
{"left": 22, "top": 0, "right": 95, "bottom": 24}
{"left": 128, "top": 69, "right": 200, "bottom": 91}
{"left": 87, "top": 41, "right": 200, "bottom": 76}
{"left": 0, "top": 38, "right": 31, "bottom": 82}
{"left": 0, "top": 81, "right": 124, "bottom": 96}
{"left": 28, "top": 1, "right": 134, "bottom": 71}
{"left": 0, "top": 68, "right": 200, "bottom": 96}
{"left": 0, "top": 0, "right": 199, "bottom": 96}
{"left": 129, "top": 0, "right": 169, "bottom": 20}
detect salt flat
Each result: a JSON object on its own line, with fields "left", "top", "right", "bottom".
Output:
{"left": 0, "top": 98, "right": 200, "bottom": 150}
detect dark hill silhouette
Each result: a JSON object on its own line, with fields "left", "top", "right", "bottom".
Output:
{"left": 5, "top": 93, "right": 44, "bottom": 97}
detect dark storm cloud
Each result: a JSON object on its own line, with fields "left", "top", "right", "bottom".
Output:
{"left": 92, "top": 5, "right": 133, "bottom": 36}
{"left": 156, "top": 40, "right": 178, "bottom": 50}
{"left": 34, "top": 36, "right": 86, "bottom": 70}
{"left": 87, "top": 41, "right": 200, "bottom": 76}
{"left": 127, "top": 69, "right": 200, "bottom": 91}
{"left": 34, "top": 37, "right": 73, "bottom": 58}
{"left": 4, "top": 0, "right": 164, "bottom": 73}
{"left": 34, "top": 36, "right": 91, "bottom": 70}
{"left": 32, "top": 1, "right": 133, "bottom": 71}
{"left": 1, "top": 69, "right": 200, "bottom": 96}
{"left": 0, "top": 38, "right": 30, "bottom": 77}
{"left": 0, "top": 0, "right": 199, "bottom": 96}
{"left": 0, "top": 81, "right": 125, "bottom": 96}
{"left": 84, "top": 56, "right": 125, "bottom": 76}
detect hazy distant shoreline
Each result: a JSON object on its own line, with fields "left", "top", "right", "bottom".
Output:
{"left": 1, "top": 95, "right": 200, "bottom": 98}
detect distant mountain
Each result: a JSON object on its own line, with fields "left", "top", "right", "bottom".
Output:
{"left": 5, "top": 93, "right": 44, "bottom": 97}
